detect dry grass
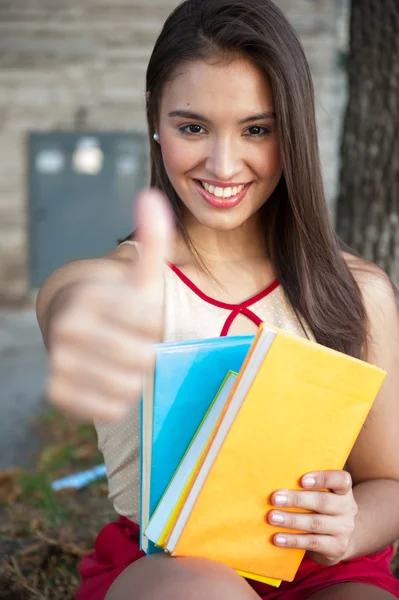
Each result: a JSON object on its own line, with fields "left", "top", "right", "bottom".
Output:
{"left": 0, "top": 408, "right": 116, "bottom": 600}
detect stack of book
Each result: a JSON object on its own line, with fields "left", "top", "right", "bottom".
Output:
{"left": 140, "top": 324, "right": 385, "bottom": 586}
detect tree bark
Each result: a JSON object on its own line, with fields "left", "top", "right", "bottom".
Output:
{"left": 336, "top": 0, "right": 399, "bottom": 284}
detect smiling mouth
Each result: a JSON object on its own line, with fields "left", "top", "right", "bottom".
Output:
{"left": 198, "top": 180, "right": 247, "bottom": 199}
{"left": 194, "top": 179, "right": 252, "bottom": 209}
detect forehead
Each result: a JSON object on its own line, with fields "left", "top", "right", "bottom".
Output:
{"left": 160, "top": 56, "right": 275, "bottom": 119}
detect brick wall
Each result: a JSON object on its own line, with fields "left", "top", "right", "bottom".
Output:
{"left": 0, "top": 0, "right": 348, "bottom": 304}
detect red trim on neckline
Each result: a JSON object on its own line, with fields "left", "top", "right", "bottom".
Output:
{"left": 220, "top": 307, "right": 263, "bottom": 337}
{"left": 167, "top": 262, "right": 280, "bottom": 310}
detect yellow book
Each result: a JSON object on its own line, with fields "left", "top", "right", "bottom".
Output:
{"left": 158, "top": 430, "right": 281, "bottom": 586}
{"left": 163, "top": 324, "right": 386, "bottom": 583}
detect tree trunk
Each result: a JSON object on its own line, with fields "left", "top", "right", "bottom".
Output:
{"left": 336, "top": 0, "right": 399, "bottom": 284}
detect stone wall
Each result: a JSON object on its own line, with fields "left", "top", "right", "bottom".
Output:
{"left": 0, "top": 0, "right": 348, "bottom": 304}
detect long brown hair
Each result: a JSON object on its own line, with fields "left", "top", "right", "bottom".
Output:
{"left": 128, "top": 0, "right": 369, "bottom": 359}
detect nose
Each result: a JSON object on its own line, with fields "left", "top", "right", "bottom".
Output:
{"left": 205, "top": 136, "right": 243, "bottom": 181}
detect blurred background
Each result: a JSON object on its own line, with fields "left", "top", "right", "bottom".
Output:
{"left": 0, "top": 0, "right": 350, "bottom": 307}
{"left": 0, "top": 1, "right": 397, "bottom": 598}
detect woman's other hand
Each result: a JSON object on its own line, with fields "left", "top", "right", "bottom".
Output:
{"left": 45, "top": 189, "right": 174, "bottom": 423}
{"left": 268, "top": 470, "right": 357, "bottom": 566}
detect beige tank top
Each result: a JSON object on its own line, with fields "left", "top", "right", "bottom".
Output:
{"left": 95, "top": 242, "right": 315, "bottom": 524}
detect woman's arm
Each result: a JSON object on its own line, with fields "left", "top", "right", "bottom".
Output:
{"left": 345, "top": 265, "right": 399, "bottom": 558}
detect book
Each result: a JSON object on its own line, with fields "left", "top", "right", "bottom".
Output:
{"left": 145, "top": 370, "right": 282, "bottom": 588}
{"left": 140, "top": 334, "right": 255, "bottom": 552}
{"left": 159, "top": 324, "right": 386, "bottom": 582}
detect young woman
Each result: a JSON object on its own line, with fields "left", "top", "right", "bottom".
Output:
{"left": 36, "top": 1, "right": 399, "bottom": 599}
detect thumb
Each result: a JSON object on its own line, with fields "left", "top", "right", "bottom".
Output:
{"left": 134, "top": 188, "right": 174, "bottom": 291}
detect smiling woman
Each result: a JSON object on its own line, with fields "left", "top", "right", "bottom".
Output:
{"left": 35, "top": 0, "right": 399, "bottom": 599}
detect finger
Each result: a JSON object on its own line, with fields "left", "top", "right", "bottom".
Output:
{"left": 301, "top": 471, "right": 352, "bottom": 495}
{"left": 52, "top": 321, "right": 155, "bottom": 371}
{"left": 134, "top": 188, "right": 174, "bottom": 291}
{"left": 273, "top": 532, "right": 344, "bottom": 558}
{"left": 56, "top": 292, "right": 164, "bottom": 343}
{"left": 271, "top": 489, "right": 342, "bottom": 515}
{"left": 46, "top": 376, "right": 130, "bottom": 423}
{"left": 268, "top": 510, "right": 347, "bottom": 535}
{"left": 51, "top": 348, "right": 144, "bottom": 404}
{"left": 105, "top": 296, "right": 166, "bottom": 340}
{"left": 87, "top": 331, "right": 155, "bottom": 371}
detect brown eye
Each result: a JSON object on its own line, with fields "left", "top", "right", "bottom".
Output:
{"left": 179, "top": 124, "right": 205, "bottom": 136}
{"left": 246, "top": 126, "right": 270, "bottom": 137}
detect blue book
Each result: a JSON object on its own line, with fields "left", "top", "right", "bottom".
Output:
{"left": 145, "top": 371, "right": 238, "bottom": 548}
{"left": 140, "top": 335, "right": 254, "bottom": 553}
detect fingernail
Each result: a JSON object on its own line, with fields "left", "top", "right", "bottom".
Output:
{"left": 275, "top": 535, "right": 287, "bottom": 546}
{"left": 274, "top": 493, "right": 288, "bottom": 506}
{"left": 303, "top": 476, "right": 316, "bottom": 488}
{"left": 271, "top": 512, "right": 285, "bottom": 525}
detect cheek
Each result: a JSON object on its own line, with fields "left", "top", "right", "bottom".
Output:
{"left": 159, "top": 136, "right": 202, "bottom": 181}
{"left": 255, "top": 143, "right": 282, "bottom": 180}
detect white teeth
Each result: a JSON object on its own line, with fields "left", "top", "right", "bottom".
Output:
{"left": 200, "top": 181, "right": 246, "bottom": 198}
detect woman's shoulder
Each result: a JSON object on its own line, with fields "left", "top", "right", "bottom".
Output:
{"left": 341, "top": 251, "right": 398, "bottom": 345}
{"left": 341, "top": 250, "right": 396, "bottom": 302}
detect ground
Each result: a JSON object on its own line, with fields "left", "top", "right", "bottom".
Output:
{"left": 0, "top": 310, "right": 48, "bottom": 469}
{"left": 0, "top": 408, "right": 116, "bottom": 599}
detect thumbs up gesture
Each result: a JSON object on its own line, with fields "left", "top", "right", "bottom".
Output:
{"left": 46, "top": 189, "right": 174, "bottom": 422}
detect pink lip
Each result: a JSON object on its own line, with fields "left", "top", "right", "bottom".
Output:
{"left": 194, "top": 180, "right": 252, "bottom": 209}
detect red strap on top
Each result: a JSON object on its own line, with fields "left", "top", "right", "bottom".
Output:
{"left": 167, "top": 263, "right": 279, "bottom": 336}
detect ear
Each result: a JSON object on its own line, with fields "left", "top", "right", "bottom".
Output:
{"left": 146, "top": 91, "right": 151, "bottom": 103}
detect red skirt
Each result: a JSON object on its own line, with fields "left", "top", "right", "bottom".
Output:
{"left": 75, "top": 517, "right": 399, "bottom": 600}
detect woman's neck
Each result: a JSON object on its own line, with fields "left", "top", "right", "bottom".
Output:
{"left": 176, "top": 212, "right": 268, "bottom": 267}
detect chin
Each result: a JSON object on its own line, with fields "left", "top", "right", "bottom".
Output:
{"left": 190, "top": 207, "right": 258, "bottom": 232}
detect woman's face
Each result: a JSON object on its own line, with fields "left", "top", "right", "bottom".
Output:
{"left": 158, "top": 56, "right": 283, "bottom": 232}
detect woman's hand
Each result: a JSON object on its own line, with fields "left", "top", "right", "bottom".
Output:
{"left": 46, "top": 189, "right": 173, "bottom": 423}
{"left": 268, "top": 470, "right": 358, "bottom": 566}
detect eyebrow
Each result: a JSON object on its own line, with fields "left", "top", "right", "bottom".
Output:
{"left": 168, "top": 110, "right": 276, "bottom": 124}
